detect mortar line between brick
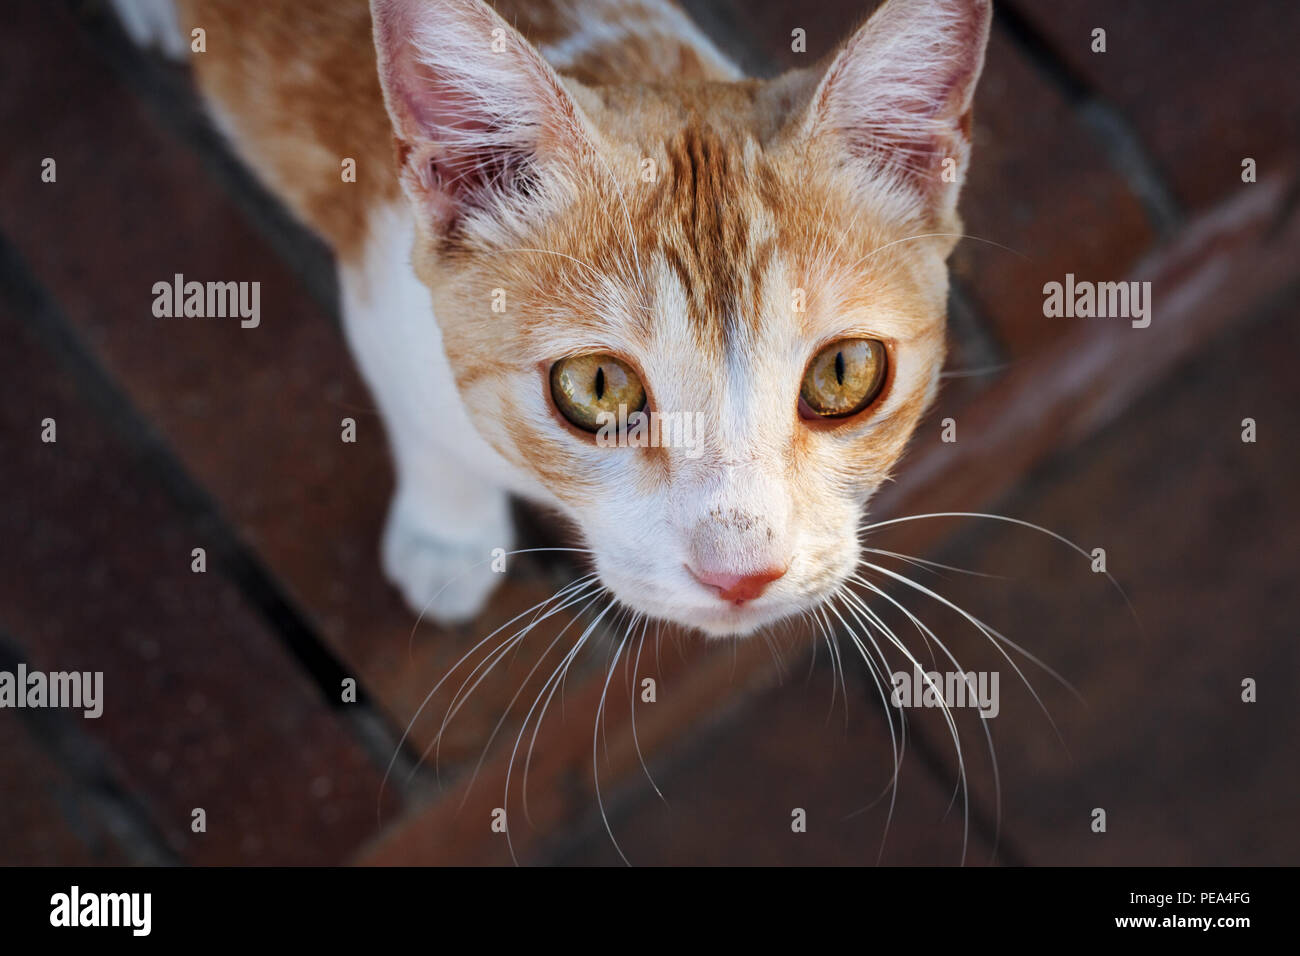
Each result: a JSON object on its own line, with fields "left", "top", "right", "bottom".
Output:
{"left": 64, "top": 0, "right": 341, "bottom": 322}
{"left": 996, "top": 1, "right": 1184, "bottom": 238}
{"left": 0, "top": 632, "right": 181, "bottom": 865}
{"left": 0, "top": 231, "right": 423, "bottom": 793}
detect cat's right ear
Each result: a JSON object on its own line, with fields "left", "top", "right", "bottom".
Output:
{"left": 370, "top": 0, "right": 597, "bottom": 235}
{"left": 797, "top": 0, "right": 992, "bottom": 223}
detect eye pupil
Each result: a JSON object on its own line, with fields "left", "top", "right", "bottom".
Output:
{"left": 549, "top": 353, "right": 647, "bottom": 434}
{"left": 799, "top": 338, "right": 887, "bottom": 419}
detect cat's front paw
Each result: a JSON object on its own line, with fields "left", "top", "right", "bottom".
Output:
{"left": 380, "top": 492, "right": 511, "bottom": 625}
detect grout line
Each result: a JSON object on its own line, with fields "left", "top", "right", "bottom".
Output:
{"left": 949, "top": 279, "right": 1008, "bottom": 371}
{"left": 0, "top": 232, "right": 425, "bottom": 793}
{"left": 996, "top": 1, "right": 1184, "bottom": 238}
{"left": 0, "top": 632, "right": 181, "bottom": 865}
{"left": 64, "top": 0, "right": 341, "bottom": 321}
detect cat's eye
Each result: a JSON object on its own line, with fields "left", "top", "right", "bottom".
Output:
{"left": 799, "top": 338, "right": 888, "bottom": 419}
{"left": 549, "top": 353, "right": 647, "bottom": 433}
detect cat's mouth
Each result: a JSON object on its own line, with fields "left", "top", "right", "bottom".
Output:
{"left": 687, "top": 601, "right": 793, "bottom": 638}
{"left": 651, "top": 581, "right": 814, "bottom": 638}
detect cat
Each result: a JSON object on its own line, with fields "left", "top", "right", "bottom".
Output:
{"left": 114, "top": 0, "right": 992, "bottom": 638}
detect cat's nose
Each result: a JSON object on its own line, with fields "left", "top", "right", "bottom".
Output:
{"left": 688, "top": 565, "right": 787, "bottom": 604}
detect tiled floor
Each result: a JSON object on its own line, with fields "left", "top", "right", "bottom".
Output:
{"left": 1, "top": 0, "right": 1296, "bottom": 865}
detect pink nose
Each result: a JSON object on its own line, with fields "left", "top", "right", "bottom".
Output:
{"left": 689, "top": 566, "right": 787, "bottom": 605}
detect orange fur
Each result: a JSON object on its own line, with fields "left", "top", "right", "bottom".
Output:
{"left": 172, "top": 0, "right": 991, "bottom": 635}
{"left": 177, "top": 0, "right": 738, "bottom": 258}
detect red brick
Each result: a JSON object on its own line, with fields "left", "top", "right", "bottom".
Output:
{"left": 0, "top": 714, "right": 127, "bottom": 865}
{"left": 0, "top": 282, "right": 391, "bottom": 865}
{"left": 885, "top": 293, "right": 1300, "bottom": 864}
{"left": 552, "top": 661, "right": 996, "bottom": 865}
{"left": 1012, "top": 0, "right": 1300, "bottom": 212}
{"left": 0, "top": 0, "right": 581, "bottom": 768}
{"left": 952, "top": 28, "right": 1154, "bottom": 358}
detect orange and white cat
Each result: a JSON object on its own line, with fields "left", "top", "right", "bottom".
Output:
{"left": 113, "top": 0, "right": 991, "bottom": 637}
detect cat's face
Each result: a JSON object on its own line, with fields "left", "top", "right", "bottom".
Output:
{"left": 374, "top": 0, "right": 990, "bottom": 636}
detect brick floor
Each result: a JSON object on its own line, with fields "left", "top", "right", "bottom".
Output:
{"left": 912, "top": 290, "right": 1300, "bottom": 865}
{"left": 0, "top": 712, "right": 127, "bottom": 865}
{"left": 0, "top": 263, "right": 394, "bottom": 864}
{"left": 552, "top": 661, "right": 997, "bottom": 865}
{"left": 1, "top": 0, "right": 1295, "bottom": 866}
{"left": 1010, "top": 0, "right": 1300, "bottom": 213}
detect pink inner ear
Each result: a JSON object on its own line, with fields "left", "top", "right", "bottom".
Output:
{"left": 400, "top": 75, "right": 529, "bottom": 205}
{"left": 374, "top": 0, "right": 562, "bottom": 230}
{"left": 812, "top": 0, "right": 991, "bottom": 197}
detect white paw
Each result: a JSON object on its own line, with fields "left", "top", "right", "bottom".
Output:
{"left": 380, "top": 492, "right": 511, "bottom": 625}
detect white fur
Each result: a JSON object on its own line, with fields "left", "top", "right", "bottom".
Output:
{"left": 540, "top": 0, "right": 742, "bottom": 81}
{"left": 806, "top": 0, "right": 991, "bottom": 224}
{"left": 339, "top": 205, "right": 527, "bottom": 623}
{"left": 117, "top": 0, "right": 983, "bottom": 637}
{"left": 108, "top": 0, "right": 188, "bottom": 60}
{"left": 355, "top": 0, "right": 979, "bottom": 635}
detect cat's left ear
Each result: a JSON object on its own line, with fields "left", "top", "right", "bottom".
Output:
{"left": 370, "top": 0, "right": 598, "bottom": 236}
{"left": 799, "top": 0, "right": 992, "bottom": 221}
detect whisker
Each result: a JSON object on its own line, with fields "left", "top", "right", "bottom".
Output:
{"left": 379, "top": 570, "right": 598, "bottom": 817}
{"left": 817, "top": 606, "right": 850, "bottom": 729}
{"left": 421, "top": 575, "right": 603, "bottom": 781}
{"left": 846, "top": 233, "right": 1034, "bottom": 272}
{"left": 627, "top": 614, "right": 666, "bottom": 805}
{"left": 856, "top": 562, "right": 1079, "bottom": 727}
{"left": 859, "top": 545, "right": 1007, "bottom": 580}
{"left": 859, "top": 511, "right": 1143, "bottom": 636}
{"left": 939, "top": 363, "right": 1010, "bottom": 379}
{"left": 821, "top": 590, "right": 917, "bottom": 863}
{"left": 405, "top": 547, "right": 596, "bottom": 661}
{"left": 593, "top": 629, "right": 632, "bottom": 866}
{"left": 504, "top": 597, "right": 618, "bottom": 864}
{"left": 855, "top": 564, "right": 939, "bottom": 669}
{"left": 760, "top": 631, "right": 787, "bottom": 684}
{"left": 831, "top": 583, "right": 973, "bottom": 865}
{"left": 516, "top": 598, "right": 610, "bottom": 825}
{"left": 840, "top": 580, "right": 999, "bottom": 859}
{"left": 808, "top": 609, "right": 837, "bottom": 724}
{"left": 454, "top": 587, "right": 606, "bottom": 815}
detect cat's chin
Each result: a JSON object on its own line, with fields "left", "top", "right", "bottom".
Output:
{"left": 659, "top": 600, "right": 802, "bottom": 639}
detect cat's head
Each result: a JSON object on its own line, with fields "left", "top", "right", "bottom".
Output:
{"left": 372, "top": 0, "right": 991, "bottom": 636}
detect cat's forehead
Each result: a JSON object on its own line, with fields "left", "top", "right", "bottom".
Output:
{"left": 499, "top": 98, "right": 945, "bottom": 374}
{"left": 640, "top": 122, "right": 780, "bottom": 349}
{"left": 540, "top": 118, "right": 933, "bottom": 354}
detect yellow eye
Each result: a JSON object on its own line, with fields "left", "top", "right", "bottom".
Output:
{"left": 799, "top": 338, "right": 887, "bottom": 419}
{"left": 549, "top": 353, "right": 647, "bottom": 433}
